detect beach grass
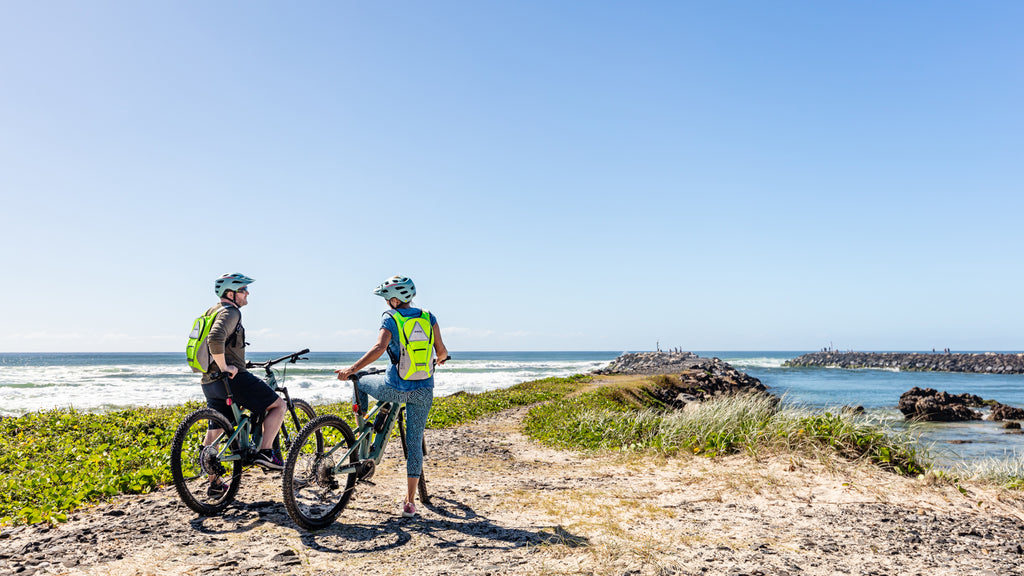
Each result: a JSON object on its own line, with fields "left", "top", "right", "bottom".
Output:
{"left": 945, "top": 455, "right": 1024, "bottom": 490}
{"left": 522, "top": 377, "right": 928, "bottom": 475}
{"left": 1, "top": 372, "right": 1019, "bottom": 526}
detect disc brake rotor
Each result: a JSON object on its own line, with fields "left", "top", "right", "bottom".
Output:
{"left": 198, "top": 445, "right": 225, "bottom": 476}
{"left": 313, "top": 456, "right": 339, "bottom": 490}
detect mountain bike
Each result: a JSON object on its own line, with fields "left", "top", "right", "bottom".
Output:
{"left": 170, "top": 348, "right": 318, "bottom": 515}
{"left": 281, "top": 367, "right": 431, "bottom": 530}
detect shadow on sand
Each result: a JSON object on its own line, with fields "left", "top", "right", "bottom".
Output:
{"left": 185, "top": 490, "right": 589, "bottom": 558}
{"left": 297, "top": 495, "right": 589, "bottom": 555}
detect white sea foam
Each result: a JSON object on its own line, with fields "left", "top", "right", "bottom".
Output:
{"left": 0, "top": 357, "right": 608, "bottom": 416}
{"left": 720, "top": 356, "right": 789, "bottom": 369}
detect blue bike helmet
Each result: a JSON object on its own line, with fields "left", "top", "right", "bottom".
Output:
{"left": 373, "top": 276, "right": 415, "bottom": 303}
{"left": 215, "top": 273, "right": 254, "bottom": 297}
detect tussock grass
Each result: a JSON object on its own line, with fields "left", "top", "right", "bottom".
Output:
{"left": 525, "top": 391, "right": 929, "bottom": 476}
{"left": 946, "top": 455, "right": 1024, "bottom": 489}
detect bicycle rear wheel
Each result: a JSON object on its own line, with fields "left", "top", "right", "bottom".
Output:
{"left": 170, "top": 408, "right": 243, "bottom": 515}
{"left": 398, "top": 408, "right": 430, "bottom": 505}
{"left": 282, "top": 414, "right": 358, "bottom": 530}
{"left": 274, "top": 398, "right": 318, "bottom": 458}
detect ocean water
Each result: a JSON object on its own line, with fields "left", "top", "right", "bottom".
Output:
{"left": 0, "top": 351, "right": 614, "bottom": 416}
{"left": 2, "top": 350, "right": 1023, "bottom": 467}
{"left": 715, "top": 351, "right": 1024, "bottom": 467}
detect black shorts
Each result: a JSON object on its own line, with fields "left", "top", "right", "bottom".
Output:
{"left": 201, "top": 371, "right": 279, "bottom": 426}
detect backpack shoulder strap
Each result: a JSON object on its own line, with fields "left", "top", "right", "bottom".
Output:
{"left": 385, "top": 309, "right": 410, "bottom": 344}
{"left": 215, "top": 303, "right": 241, "bottom": 346}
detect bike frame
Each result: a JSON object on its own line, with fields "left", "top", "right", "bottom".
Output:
{"left": 327, "top": 368, "right": 403, "bottom": 476}
{"left": 206, "top": 348, "right": 311, "bottom": 463}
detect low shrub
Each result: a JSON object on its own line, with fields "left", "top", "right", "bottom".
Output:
{"left": 0, "top": 403, "right": 197, "bottom": 525}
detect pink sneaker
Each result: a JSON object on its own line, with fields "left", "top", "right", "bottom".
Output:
{"left": 402, "top": 501, "right": 416, "bottom": 518}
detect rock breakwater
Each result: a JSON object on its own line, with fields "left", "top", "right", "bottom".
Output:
{"left": 785, "top": 351, "right": 1024, "bottom": 374}
{"left": 593, "top": 351, "right": 768, "bottom": 407}
{"left": 593, "top": 351, "right": 702, "bottom": 375}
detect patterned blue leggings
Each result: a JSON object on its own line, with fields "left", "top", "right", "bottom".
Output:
{"left": 354, "top": 375, "right": 433, "bottom": 478}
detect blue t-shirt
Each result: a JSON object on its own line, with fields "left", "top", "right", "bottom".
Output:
{"left": 380, "top": 307, "right": 438, "bottom": 391}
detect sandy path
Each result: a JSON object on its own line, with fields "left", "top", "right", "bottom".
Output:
{"left": 3, "top": 406, "right": 1024, "bottom": 575}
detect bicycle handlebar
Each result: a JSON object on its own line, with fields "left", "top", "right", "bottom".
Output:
{"left": 246, "top": 349, "right": 310, "bottom": 371}
{"left": 347, "top": 357, "right": 450, "bottom": 415}
{"left": 348, "top": 354, "right": 452, "bottom": 381}
{"left": 347, "top": 355, "right": 452, "bottom": 382}
{"left": 349, "top": 367, "right": 385, "bottom": 382}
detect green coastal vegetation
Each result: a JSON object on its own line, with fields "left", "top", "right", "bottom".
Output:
{"left": 2, "top": 373, "right": 1021, "bottom": 526}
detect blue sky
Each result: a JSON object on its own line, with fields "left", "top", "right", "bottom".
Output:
{"left": 1, "top": 1, "right": 1022, "bottom": 352}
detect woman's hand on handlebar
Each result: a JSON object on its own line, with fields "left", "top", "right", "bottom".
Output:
{"left": 334, "top": 367, "right": 355, "bottom": 382}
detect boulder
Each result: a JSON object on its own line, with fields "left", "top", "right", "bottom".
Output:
{"left": 897, "top": 387, "right": 984, "bottom": 422}
{"left": 989, "top": 402, "right": 1024, "bottom": 422}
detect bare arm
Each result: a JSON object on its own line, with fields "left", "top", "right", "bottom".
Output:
{"left": 335, "top": 328, "right": 391, "bottom": 381}
{"left": 433, "top": 323, "right": 449, "bottom": 364}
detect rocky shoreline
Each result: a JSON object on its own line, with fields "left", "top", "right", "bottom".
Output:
{"left": 785, "top": 351, "right": 1024, "bottom": 374}
{"left": 593, "top": 351, "right": 769, "bottom": 408}
{"left": 592, "top": 351, "right": 766, "bottom": 393}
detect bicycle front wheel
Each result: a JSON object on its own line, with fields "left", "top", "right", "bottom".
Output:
{"left": 170, "top": 408, "right": 243, "bottom": 515}
{"left": 282, "top": 414, "right": 358, "bottom": 530}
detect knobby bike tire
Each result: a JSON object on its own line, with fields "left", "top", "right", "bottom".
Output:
{"left": 170, "top": 408, "right": 243, "bottom": 515}
{"left": 274, "top": 398, "right": 318, "bottom": 457}
{"left": 282, "top": 414, "right": 358, "bottom": 530}
{"left": 398, "top": 408, "right": 431, "bottom": 505}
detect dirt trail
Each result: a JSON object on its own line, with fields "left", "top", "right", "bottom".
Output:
{"left": 2, "top": 406, "right": 1024, "bottom": 576}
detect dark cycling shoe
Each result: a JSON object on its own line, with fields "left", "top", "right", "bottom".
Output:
{"left": 207, "top": 480, "right": 229, "bottom": 499}
{"left": 254, "top": 449, "right": 284, "bottom": 470}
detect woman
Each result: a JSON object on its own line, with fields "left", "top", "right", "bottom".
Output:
{"left": 335, "top": 275, "right": 448, "bottom": 518}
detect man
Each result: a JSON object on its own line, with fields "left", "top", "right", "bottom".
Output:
{"left": 201, "top": 273, "right": 287, "bottom": 483}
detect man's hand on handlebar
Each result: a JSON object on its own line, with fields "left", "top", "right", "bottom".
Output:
{"left": 223, "top": 365, "right": 239, "bottom": 379}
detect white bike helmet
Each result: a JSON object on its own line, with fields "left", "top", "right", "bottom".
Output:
{"left": 373, "top": 275, "right": 416, "bottom": 303}
{"left": 215, "top": 273, "right": 254, "bottom": 297}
